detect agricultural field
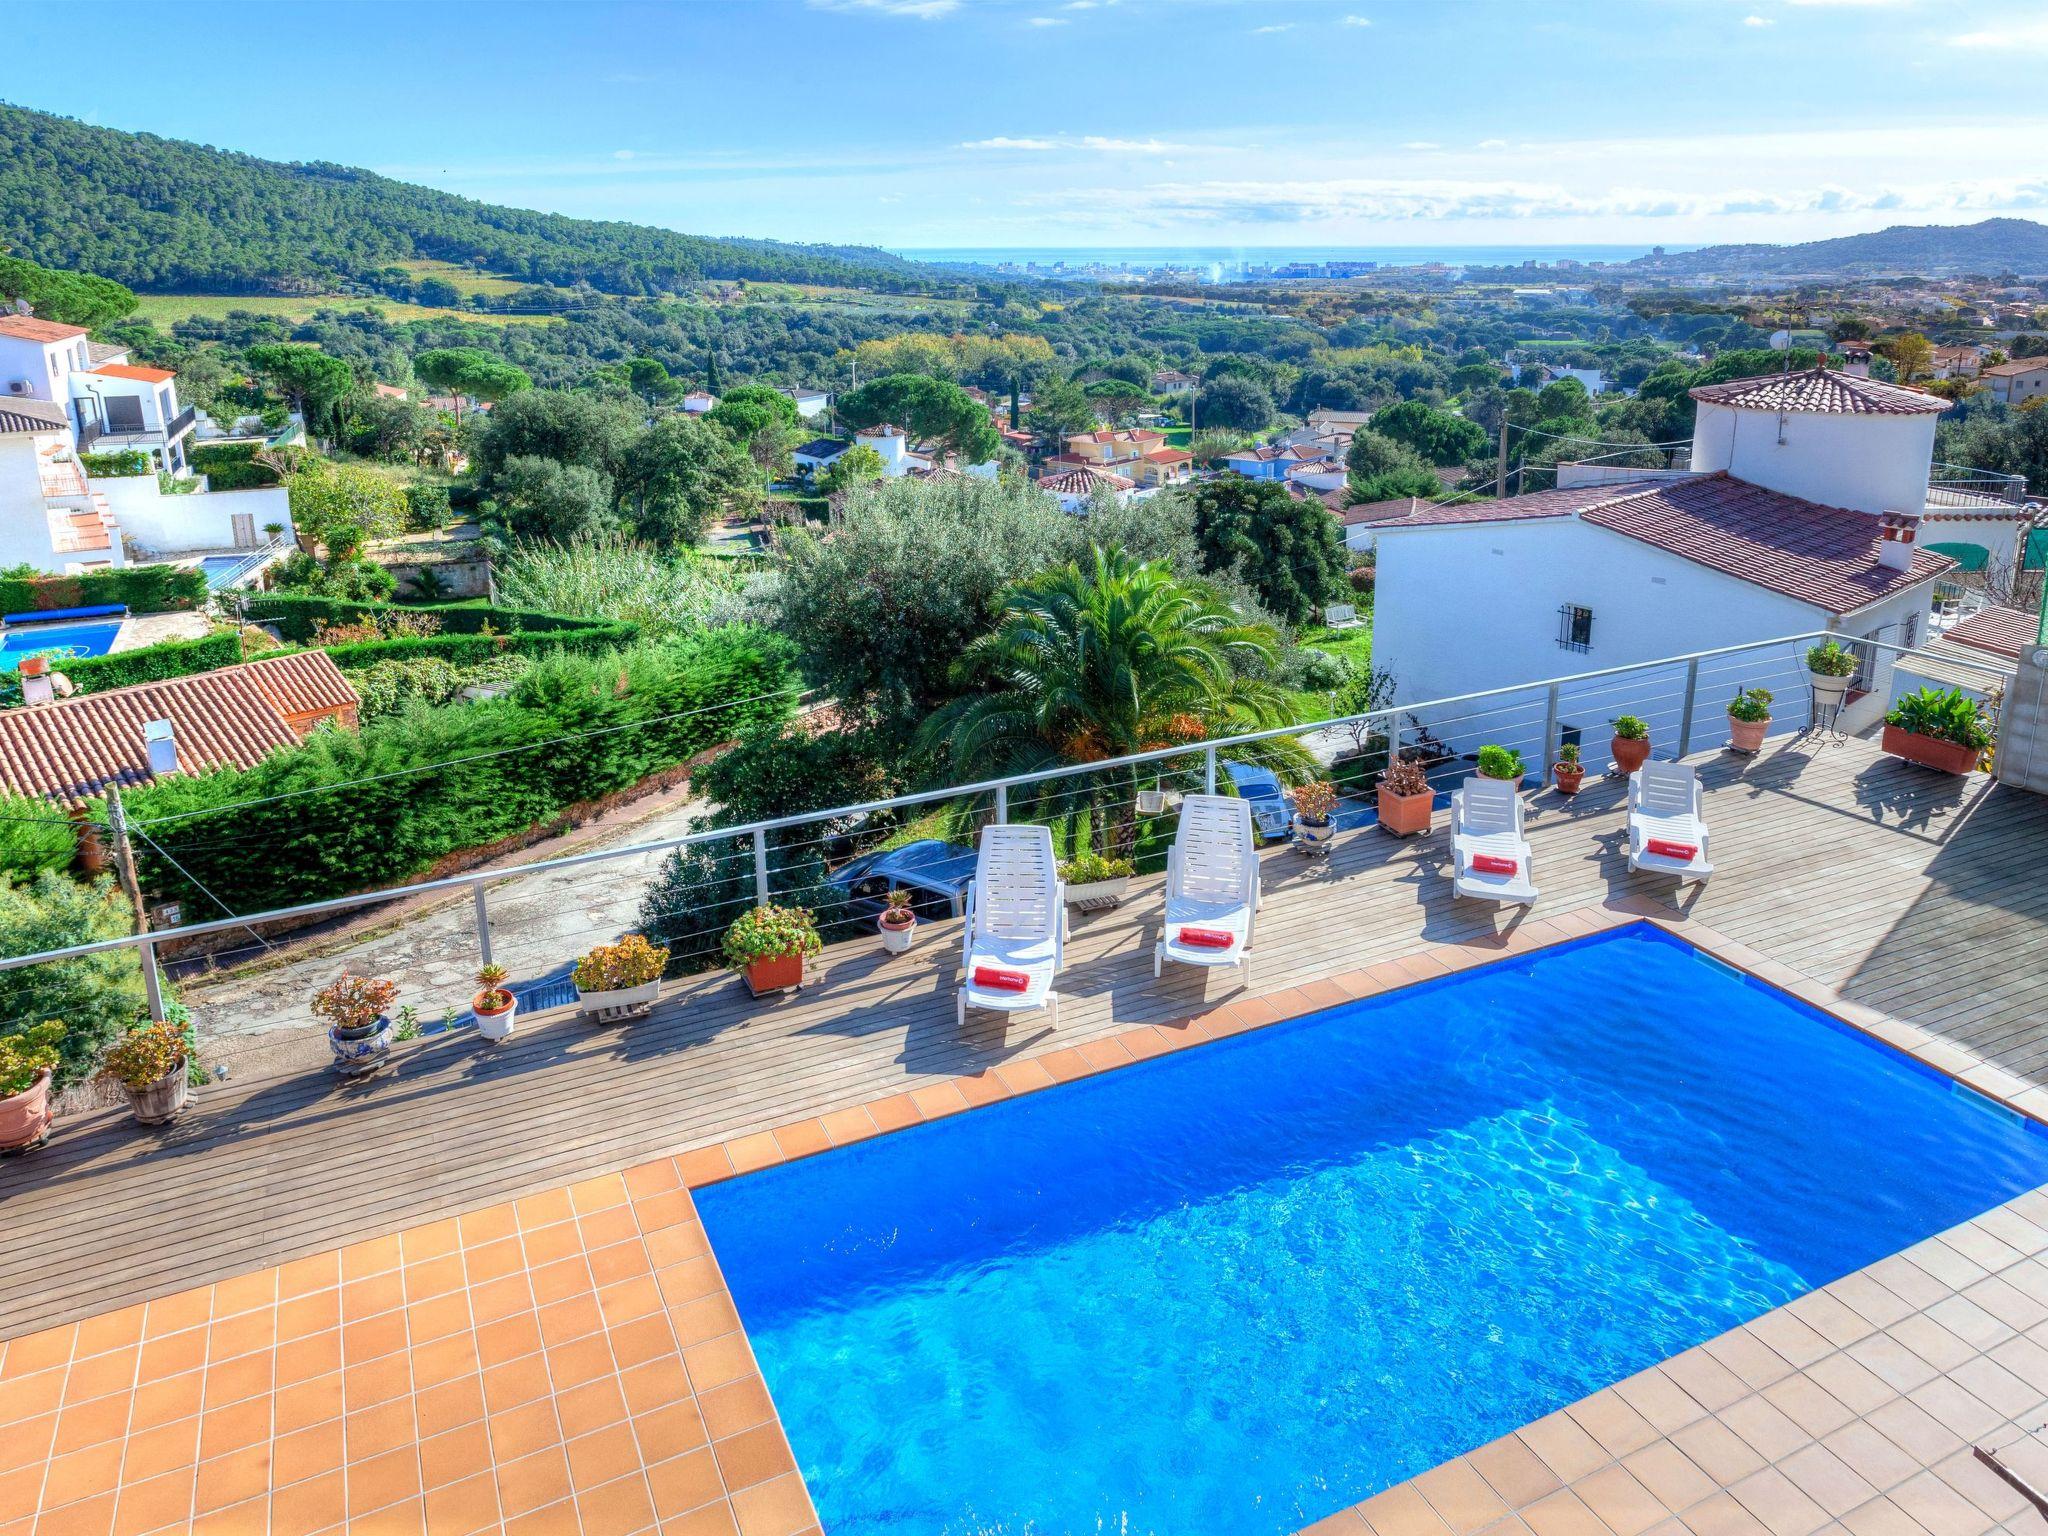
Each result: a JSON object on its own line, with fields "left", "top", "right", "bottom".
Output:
{"left": 129, "top": 293, "right": 563, "bottom": 328}
{"left": 393, "top": 258, "right": 537, "bottom": 298}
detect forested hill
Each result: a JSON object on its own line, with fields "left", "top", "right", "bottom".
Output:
{"left": 1632, "top": 218, "right": 2048, "bottom": 278}
{"left": 0, "top": 103, "right": 944, "bottom": 298}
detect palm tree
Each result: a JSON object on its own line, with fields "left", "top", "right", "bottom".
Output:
{"left": 919, "top": 545, "right": 1313, "bottom": 858}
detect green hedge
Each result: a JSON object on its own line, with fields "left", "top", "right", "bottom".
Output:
{"left": 189, "top": 443, "right": 280, "bottom": 492}
{"left": 238, "top": 594, "right": 613, "bottom": 644}
{"left": 49, "top": 633, "right": 243, "bottom": 696}
{"left": 80, "top": 450, "right": 150, "bottom": 479}
{"left": 323, "top": 624, "right": 638, "bottom": 669}
{"left": 0, "top": 566, "right": 208, "bottom": 616}
{"left": 120, "top": 628, "right": 800, "bottom": 913}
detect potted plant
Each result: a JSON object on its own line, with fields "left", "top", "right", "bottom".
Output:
{"left": 1727, "top": 688, "right": 1773, "bottom": 754}
{"left": 0, "top": 1022, "right": 64, "bottom": 1152}
{"left": 574, "top": 934, "right": 670, "bottom": 1022}
{"left": 312, "top": 974, "right": 397, "bottom": 1077}
{"left": 877, "top": 888, "right": 919, "bottom": 953}
{"left": 724, "top": 904, "right": 822, "bottom": 998}
{"left": 472, "top": 964, "right": 518, "bottom": 1041}
{"left": 1291, "top": 779, "right": 1339, "bottom": 855}
{"left": 1881, "top": 687, "right": 1991, "bottom": 775}
{"left": 1611, "top": 715, "right": 1651, "bottom": 774}
{"left": 1135, "top": 779, "right": 1169, "bottom": 816}
{"left": 102, "top": 1019, "right": 190, "bottom": 1126}
{"left": 1552, "top": 741, "right": 1585, "bottom": 796}
{"left": 1806, "top": 640, "right": 1859, "bottom": 709}
{"left": 1476, "top": 745, "right": 1525, "bottom": 789}
{"left": 1061, "top": 851, "right": 1136, "bottom": 910}
{"left": 1377, "top": 753, "right": 1434, "bottom": 836}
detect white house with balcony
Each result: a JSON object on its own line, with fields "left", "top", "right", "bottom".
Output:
{"left": 0, "top": 314, "right": 196, "bottom": 473}
{"left": 1367, "top": 367, "right": 1981, "bottom": 763}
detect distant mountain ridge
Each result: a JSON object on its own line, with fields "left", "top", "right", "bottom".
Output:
{"left": 0, "top": 102, "right": 944, "bottom": 299}
{"left": 1631, "top": 218, "right": 2048, "bottom": 278}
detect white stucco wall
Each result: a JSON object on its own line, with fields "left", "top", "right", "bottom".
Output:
{"left": 98, "top": 477, "right": 293, "bottom": 554}
{"left": 0, "top": 434, "right": 59, "bottom": 569}
{"left": 1918, "top": 515, "right": 2026, "bottom": 583}
{"left": 1690, "top": 401, "right": 1936, "bottom": 517}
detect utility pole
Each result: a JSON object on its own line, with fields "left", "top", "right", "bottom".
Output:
{"left": 1497, "top": 419, "right": 1509, "bottom": 496}
{"left": 107, "top": 787, "right": 166, "bottom": 1023}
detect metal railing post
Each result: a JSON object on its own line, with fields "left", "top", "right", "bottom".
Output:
{"left": 1677, "top": 658, "right": 1700, "bottom": 759}
{"left": 752, "top": 829, "right": 770, "bottom": 905}
{"left": 995, "top": 784, "right": 1008, "bottom": 824}
{"left": 472, "top": 882, "right": 492, "bottom": 967}
{"left": 138, "top": 936, "right": 165, "bottom": 1025}
{"left": 1541, "top": 683, "right": 1560, "bottom": 778}
{"left": 1204, "top": 744, "right": 1217, "bottom": 794}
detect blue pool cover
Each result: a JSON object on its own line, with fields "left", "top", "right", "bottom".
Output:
{"left": 698, "top": 923, "right": 2048, "bottom": 1536}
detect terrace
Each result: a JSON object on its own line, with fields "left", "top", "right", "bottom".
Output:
{"left": 2, "top": 635, "right": 2048, "bottom": 1535}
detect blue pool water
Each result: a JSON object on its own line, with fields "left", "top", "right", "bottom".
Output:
{"left": 0, "top": 621, "right": 122, "bottom": 672}
{"left": 198, "top": 555, "right": 252, "bottom": 590}
{"left": 698, "top": 925, "right": 2048, "bottom": 1536}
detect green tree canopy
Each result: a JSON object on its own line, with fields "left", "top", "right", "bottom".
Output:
{"left": 245, "top": 342, "right": 355, "bottom": 431}
{"left": 817, "top": 442, "right": 885, "bottom": 493}
{"left": 837, "top": 373, "right": 1000, "bottom": 463}
{"left": 1194, "top": 375, "right": 1276, "bottom": 433}
{"left": 286, "top": 458, "right": 408, "bottom": 557}
{"left": 1346, "top": 428, "right": 1429, "bottom": 487}
{"left": 414, "top": 347, "right": 531, "bottom": 410}
{"left": 620, "top": 415, "right": 760, "bottom": 545}
{"left": 492, "top": 455, "right": 616, "bottom": 542}
{"left": 1027, "top": 376, "right": 1101, "bottom": 443}
{"left": 475, "top": 389, "right": 638, "bottom": 488}
{"left": 0, "top": 255, "right": 136, "bottom": 330}
{"left": 1184, "top": 477, "right": 1347, "bottom": 627}
{"left": 0, "top": 873, "right": 148, "bottom": 1087}
{"left": 1370, "top": 400, "right": 1488, "bottom": 466}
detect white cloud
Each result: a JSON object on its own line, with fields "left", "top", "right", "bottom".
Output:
{"left": 1783, "top": 0, "right": 1914, "bottom": 6}
{"left": 959, "top": 134, "right": 1205, "bottom": 154}
{"left": 1027, "top": 14, "right": 1068, "bottom": 23}
{"left": 806, "top": 0, "right": 958, "bottom": 17}
{"left": 960, "top": 136, "right": 1061, "bottom": 150}
{"left": 1742, "top": 14, "right": 1774, "bottom": 25}
{"left": 1251, "top": 22, "right": 1295, "bottom": 32}
{"left": 1340, "top": 14, "right": 1372, "bottom": 25}
{"left": 1476, "top": 138, "right": 1509, "bottom": 150}
{"left": 613, "top": 149, "right": 636, "bottom": 161}
{"left": 1949, "top": 18, "right": 2048, "bottom": 50}
{"left": 1403, "top": 141, "right": 1441, "bottom": 151}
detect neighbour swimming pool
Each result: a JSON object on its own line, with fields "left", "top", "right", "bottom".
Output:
{"left": 699, "top": 925, "right": 2048, "bottom": 1535}
{"left": 0, "top": 621, "right": 122, "bottom": 671}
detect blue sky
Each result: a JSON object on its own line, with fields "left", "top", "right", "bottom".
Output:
{"left": 5, "top": 0, "right": 2046, "bottom": 251}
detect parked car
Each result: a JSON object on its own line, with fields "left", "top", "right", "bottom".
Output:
{"left": 1222, "top": 762, "right": 1295, "bottom": 840}
{"left": 828, "top": 839, "right": 977, "bottom": 924}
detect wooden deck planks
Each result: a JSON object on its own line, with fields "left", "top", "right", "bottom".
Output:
{"left": 4, "top": 735, "right": 2046, "bottom": 1339}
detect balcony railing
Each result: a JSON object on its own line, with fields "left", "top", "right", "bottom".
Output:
{"left": 74, "top": 418, "right": 102, "bottom": 451}
{"left": 164, "top": 404, "right": 197, "bottom": 441}
{"left": 1927, "top": 463, "right": 2030, "bottom": 509}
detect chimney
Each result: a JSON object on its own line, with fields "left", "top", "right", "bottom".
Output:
{"left": 1877, "top": 510, "right": 1921, "bottom": 572}
{"left": 18, "top": 654, "right": 53, "bottom": 706}
{"left": 142, "top": 719, "right": 180, "bottom": 777}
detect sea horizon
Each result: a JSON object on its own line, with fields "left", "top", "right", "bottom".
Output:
{"left": 889, "top": 242, "right": 1687, "bottom": 271}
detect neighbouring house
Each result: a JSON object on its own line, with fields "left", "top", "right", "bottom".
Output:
{"left": 1929, "top": 346, "right": 1984, "bottom": 380}
{"left": 778, "top": 387, "right": 831, "bottom": 421}
{"left": 1153, "top": 370, "right": 1199, "bottom": 394}
{"left": 1036, "top": 465, "right": 1136, "bottom": 513}
{"left": 1053, "top": 428, "right": 1169, "bottom": 477}
{"left": 0, "top": 398, "right": 122, "bottom": 571}
{"left": 1367, "top": 367, "right": 1975, "bottom": 756}
{"left": 1223, "top": 442, "right": 1334, "bottom": 482}
{"left": 1305, "top": 408, "right": 1375, "bottom": 436}
{"left": 372, "top": 383, "right": 409, "bottom": 401}
{"left": 0, "top": 652, "right": 359, "bottom": 807}
{"left": 1887, "top": 602, "right": 2028, "bottom": 710}
{"left": 1552, "top": 366, "right": 1610, "bottom": 397}
{"left": 853, "top": 424, "right": 927, "bottom": 478}
{"left": 0, "top": 315, "right": 195, "bottom": 473}
{"left": 1983, "top": 357, "right": 2048, "bottom": 407}
{"left": 792, "top": 436, "right": 851, "bottom": 477}
{"left": 681, "top": 391, "right": 718, "bottom": 415}
{"left": 1129, "top": 447, "right": 1196, "bottom": 489}
{"left": 1283, "top": 455, "right": 1348, "bottom": 494}
{"left": 1329, "top": 494, "right": 1430, "bottom": 553}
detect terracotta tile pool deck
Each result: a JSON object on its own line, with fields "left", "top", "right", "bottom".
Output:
{"left": 11, "top": 900, "right": 2048, "bottom": 1536}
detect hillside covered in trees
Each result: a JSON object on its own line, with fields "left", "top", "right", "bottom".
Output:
{"left": 1633, "top": 218, "right": 2048, "bottom": 278}
{"left": 0, "top": 103, "right": 951, "bottom": 299}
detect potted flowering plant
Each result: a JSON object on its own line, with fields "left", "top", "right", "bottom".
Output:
{"left": 574, "top": 934, "right": 669, "bottom": 1022}
{"left": 724, "top": 904, "right": 822, "bottom": 998}
{"left": 1806, "top": 639, "right": 1859, "bottom": 709}
{"left": 1291, "top": 779, "right": 1339, "bottom": 855}
{"left": 1727, "top": 688, "right": 1773, "bottom": 754}
{"left": 1552, "top": 741, "right": 1585, "bottom": 796}
{"left": 1060, "top": 851, "right": 1136, "bottom": 910}
{"left": 1377, "top": 753, "right": 1434, "bottom": 836}
{"left": 877, "top": 888, "right": 919, "bottom": 953}
{"left": 472, "top": 964, "right": 518, "bottom": 1041}
{"left": 312, "top": 973, "right": 398, "bottom": 1077}
{"left": 0, "top": 1022, "right": 64, "bottom": 1152}
{"left": 1882, "top": 687, "right": 1991, "bottom": 775}
{"left": 1476, "top": 744, "right": 1525, "bottom": 789}
{"left": 102, "top": 1019, "right": 190, "bottom": 1125}
{"left": 1611, "top": 715, "right": 1651, "bottom": 774}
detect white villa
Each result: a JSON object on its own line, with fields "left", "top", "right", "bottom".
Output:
{"left": 1368, "top": 367, "right": 2027, "bottom": 751}
{"left": 0, "top": 312, "right": 291, "bottom": 574}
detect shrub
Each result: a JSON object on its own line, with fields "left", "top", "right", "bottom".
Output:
{"left": 721, "top": 904, "right": 821, "bottom": 971}
{"left": 1728, "top": 688, "right": 1774, "bottom": 723}
{"left": 573, "top": 935, "right": 668, "bottom": 992}
{"left": 101, "top": 1019, "right": 185, "bottom": 1088}
{"left": 189, "top": 444, "right": 283, "bottom": 492}
{"left": 1380, "top": 754, "right": 1430, "bottom": 796}
{"left": 1885, "top": 687, "right": 1992, "bottom": 750}
{"left": 0, "top": 792, "right": 77, "bottom": 876}
{"left": 1292, "top": 780, "right": 1339, "bottom": 822}
{"left": 405, "top": 482, "right": 452, "bottom": 530}
{"left": 639, "top": 836, "right": 837, "bottom": 976}
{"left": 322, "top": 625, "right": 637, "bottom": 671}
{"left": 349, "top": 653, "right": 529, "bottom": 719}
{"left": 0, "top": 1022, "right": 64, "bottom": 1097}
{"left": 311, "top": 973, "right": 397, "bottom": 1032}
{"left": 1476, "top": 745, "right": 1525, "bottom": 779}
{"left": 1060, "top": 851, "right": 1134, "bottom": 883}
{"left": 0, "top": 566, "right": 207, "bottom": 616}
{"left": 239, "top": 593, "right": 612, "bottom": 644}
{"left": 28, "top": 633, "right": 242, "bottom": 699}
{"left": 1806, "top": 640, "right": 1858, "bottom": 678}
{"left": 1292, "top": 648, "right": 1348, "bottom": 691}
{"left": 80, "top": 450, "right": 150, "bottom": 478}
{"left": 1612, "top": 714, "right": 1649, "bottom": 740}
{"left": 0, "top": 874, "right": 147, "bottom": 1085}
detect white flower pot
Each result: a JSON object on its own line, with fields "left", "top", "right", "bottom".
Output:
{"left": 575, "top": 979, "right": 661, "bottom": 1023}
{"left": 878, "top": 916, "right": 917, "bottom": 954}
{"left": 474, "top": 996, "right": 518, "bottom": 1042}
{"left": 1808, "top": 669, "right": 1854, "bottom": 708}
{"left": 1136, "top": 789, "right": 1168, "bottom": 815}
{"left": 1292, "top": 814, "right": 1335, "bottom": 855}
{"left": 1065, "top": 876, "right": 1131, "bottom": 911}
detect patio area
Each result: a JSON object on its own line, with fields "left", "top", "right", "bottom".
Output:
{"left": 4, "top": 731, "right": 2048, "bottom": 1536}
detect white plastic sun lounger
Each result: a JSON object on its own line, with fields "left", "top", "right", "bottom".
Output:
{"left": 1627, "top": 760, "right": 1715, "bottom": 882}
{"left": 958, "top": 823, "right": 1065, "bottom": 1027}
{"left": 1154, "top": 794, "right": 1259, "bottom": 977}
{"left": 1450, "top": 776, "right": 1538, "bottom": 905}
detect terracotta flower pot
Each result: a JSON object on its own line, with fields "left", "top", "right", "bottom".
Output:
{"left": 1479, "top": 772, "right": 1524, "bottom": 792}
{"left": 125, "top": 1060, "right": 190, "bottom": 1126}
{"left": 474, "top": 992, "right": 518, "bottom": 1042}
{"left": 0, "top": 1069, "right": 53, "bottom": 1152}
{"left": 1376, "top": 784, "right": 1433, "bottom": 836}
{"left": 879, "top": 911, "right": 917, "bottom": 954}
{"left": 1612, "top": 735, "right": 1651, "bottom": 774}
{"left": 1881, "top": 724, "right": 1980, "bottom": 775}
{"left": 1552, "top": 764, "right": 1585, "bottom": 796}
{"left": 1728, "top": 714, "right": 1770, "bottom": 754}
{"left": 744, "top": 950, "right": 806, "bottom": 998}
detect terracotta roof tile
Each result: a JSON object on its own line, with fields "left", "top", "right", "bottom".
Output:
{"left": 0, "top": 399, "right": 71, "bottom": 437}
{"left": 91, "top": 363, "right": 176, "bottom": 384}
{"left": 0, "top": 653, "right": 358, "bottom": 805}
{"left": 1037, "top": 466, "right": 1134, "bottom": 493}
{"left": 1687, "top": 366, "right": 1949, "bottom": 416}
{"left": 1346, "top": 481, "right": 1634, "bottom": 530}
{"left": 0, "top": 315, "right": 88, "bottom": 343}
{"left": 1944, "top": 605, "right": 2035, "bottom": 661}
{"left": 1984, "top": 358, "right": 2048, "bottom": 378}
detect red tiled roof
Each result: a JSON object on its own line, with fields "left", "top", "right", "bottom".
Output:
{"left": 1337, "top": 496, "right": 1429, "bottom": 526}
{"left": 0, "top": 315, "right": 88, "bottom": 343}
{"left": 1944, "top": 606, "right": 2035, "bottom": 661}
{"left": 0, "top": 654, "right": 358, "bottom": 805}
{"left": 1688, "top": 367, "right": 1949, "bottom": 416}
{"left": 1037, "top": 467, "right": 1133, "bottom": 494}
{"left": 1579, "top": 474, "right": 1952, "bottom": 613}
{"left": 1346, "top": 481, "right": 1635, "bottom": 530}
{"left": 1983, "top": 358, "right": 2048, "bottom": 378}
{"left": 91, "top": 363, "right": 176, "bottom": 384}
{"left": 0, "top": 400, "right": 72, "bottom": 437}
{"left": 1141, "top": 448, "right": 1194, "bottom": 464}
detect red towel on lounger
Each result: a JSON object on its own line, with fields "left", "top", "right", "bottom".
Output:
{"left": 1471, "top": 854, "right": 1519, "bottom": 876}
{"left": 1178, "top": 927, "right": 1234, "bottom": 949}
{"left": 1646, "top": 839, "right": 1698, "bottom": 861}
{"left": 972, "top": 966, "right": 1030, "bottom": 992}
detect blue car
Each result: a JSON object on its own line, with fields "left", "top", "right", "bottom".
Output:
{"left": 1221, "top": 761, "right": 1295, "bottom": 839}
{"left": 828, "top": 839, "right": 978, "bottom": 923}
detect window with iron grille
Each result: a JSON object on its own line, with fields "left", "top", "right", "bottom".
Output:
{"left": 1557, "top": 604, "right": 1594, "bottom": 653}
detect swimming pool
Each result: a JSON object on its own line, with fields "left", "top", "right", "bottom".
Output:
{"left": 0, "top": 621, "right": 123, "bottom": 672}
{"left": 698, "top": 925, "right": 2048, "bottom": 1536}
